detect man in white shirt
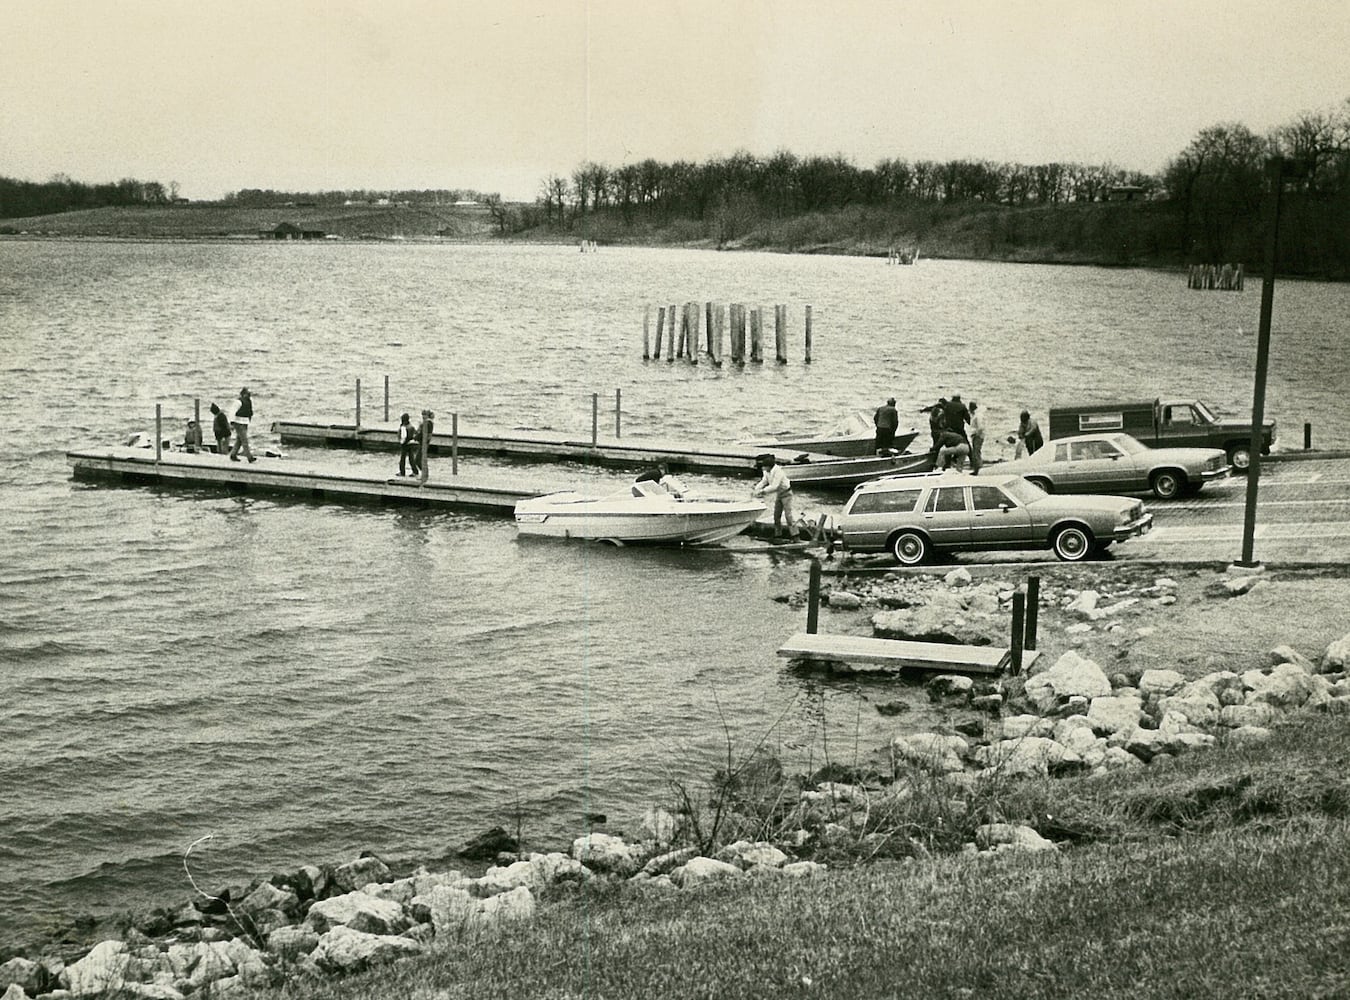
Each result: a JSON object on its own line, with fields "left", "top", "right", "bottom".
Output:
{"left": 751, "top": 453, "right": 795, "bottom": 542}
{"left": 968, "top": 400, "right": 987, "bottom": 474}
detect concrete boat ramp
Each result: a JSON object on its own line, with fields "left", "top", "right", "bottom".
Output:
{"left": 271, "top": 418, "right": 830, "bottom": 476}
{"left": 66, "top": 446, "right": 561, "bottom": 514}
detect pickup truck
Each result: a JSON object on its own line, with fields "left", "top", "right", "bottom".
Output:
{"left": 1048, "top": 398, "right": 1275, "bottom": 470}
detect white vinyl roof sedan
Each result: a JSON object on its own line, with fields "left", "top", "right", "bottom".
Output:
{"left": 997, "top": 432, "right": 1229, "bottom": 500}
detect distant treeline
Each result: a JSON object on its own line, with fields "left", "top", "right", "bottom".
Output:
{"left": 0, "top": 173, "right": 179, "bottom": 219}
{"left": 220, "top": 187, "right": 496, "bottom": 207}
{"left": 508, "top": 98, "right": 1350, "bottom": 274}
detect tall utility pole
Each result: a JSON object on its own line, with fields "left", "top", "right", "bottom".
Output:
{"left": 1236, "top": 156, "right": 1304, "bottom": 569}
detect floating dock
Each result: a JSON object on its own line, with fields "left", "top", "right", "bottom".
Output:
{"left": 776, "top": 632, "right": 1040, "bottom": 675}
{"left": 271, "top": 419, "right": 834, "bottom": 477}
{"left": 66, "top": 447, "right": 559, "bottom": 513}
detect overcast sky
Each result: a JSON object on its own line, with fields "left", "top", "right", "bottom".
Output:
{"left": 4, "top": 0, "right": 1348, "bottom": 202}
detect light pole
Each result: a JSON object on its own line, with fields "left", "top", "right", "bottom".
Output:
{"left": 1235, "top": 156, "right": 1304, "bottom": 569}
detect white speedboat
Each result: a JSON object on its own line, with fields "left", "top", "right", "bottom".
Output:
{"left": 514, "top": 482, "right": 765, "bottom": 545}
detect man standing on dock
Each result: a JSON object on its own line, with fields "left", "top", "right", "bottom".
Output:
{"left": 417, "top": 409, "right": 434, "bottom": 484}
{"left": 752, "top": 453, "right": 795, "bottom": 542}
{"left": 397, "top": 412, "right": 418, "bottom": 477}
{"left": 873, "top": 397, "right": 899, "bottom": 454}
{"left": 228, "top": 387, "right": 256, "bottom": 463}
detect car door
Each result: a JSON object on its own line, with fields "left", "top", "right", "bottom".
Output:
{"left": 920, "top": 485, "right": 972, "bottom": 549}
{"left": 969, "top": 484, "right": 1035, "bottom": 548}
{"left": 1065, "top": 438, "right": 1125, "bottom": 492}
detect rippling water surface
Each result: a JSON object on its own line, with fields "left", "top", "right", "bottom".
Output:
{"left": 1, "top": 240, "right": 1347, "bottom": 942}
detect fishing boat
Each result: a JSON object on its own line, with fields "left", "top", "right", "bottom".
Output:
{"left": 779, "top": 450, "right": 935, "bottom": 492}
{"left": 514, "top": 481, "right": 766, "bottom": 546}
{"left": 752, "top": 410, "right": 920, "bottom": 457}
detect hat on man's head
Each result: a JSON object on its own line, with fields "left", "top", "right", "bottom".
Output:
{"left": 887, "top": 397, "right": 896, "bottom": 405}
{"left": 240, "top": 387, "right": 250, "bottom": 396}
{"left": 755, "top": 452, "right": 776, "bottom": 467}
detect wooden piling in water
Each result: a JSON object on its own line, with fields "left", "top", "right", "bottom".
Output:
{"left": 731, "top": 304, "right": 745, "bottom": 363}
{"left": 775, "top": 304, "right": 787, "bottom": 363}
{"left": 654, "top": 306, "right": 666, "bottom": 359}
{"left": 804, "top": 305, "right": 813, "bottom": 363}
{"left": 713, "top": 304, "right": 725, "bottom": 366}
{"left": 419, "top": 414, "right": 431, "bottom": 483}
{"left": 615, "top": 388, "right": 622, "bottom": 438}
{"left": 750, "top": 308, "right": 763, "bottom": 363}
{"left": 705, "top": 302, "right": 714, "bottom": 358}
{"left": 451, "top": 412, "right": 459, "bottom": 475}
{"left": 643, "top": 307, "right": 651, "bottom": 361}
{"left": 806, "top": 558, "right": 822, "bottom": 635}
{"left": 356, "top": 378, "right": 362, "bottom": 429}
{"left": 689, "top": 302, "right": 700, "bottom": 365}
{"left": 591, "top": 392, "right": 599, "bottom": 446}
{"left": 155, "top": 404, "right": 162, "bottom": 463}
{"left": 666, "top": 304, "right": 676, "bottom": 361}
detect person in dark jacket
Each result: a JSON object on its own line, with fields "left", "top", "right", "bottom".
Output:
{"left": 397, "top": 412, "right": 419, "bottom": 477}
{"left": 183, "top": 419, "right": 203, "bottom": 453}
{"left": 943, "top": 394, "right": 971, "bottom": 442}
{"left": 228, "top": 387, "right": 255, "bottom": 462}
{"left": 209, "top": 402, "right": 231, "bottom": 455}
{"left": 873, "top": 397, "right": 899, "bottom": 453}
{"left": 926, "top": 398, "right": 947, "bottom": 452}
{"left": 1016, "top": 410, "right": 1044, "bottom": 456}
{"left": 417, "top": 409, "right": 434, "bottom": 483}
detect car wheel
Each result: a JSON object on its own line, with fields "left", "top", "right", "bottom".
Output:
{"left": 1228, "top": 444, "right": 1251, "bottom": 471}
{"left": 890, "top": 530, "right": 929, "bottom": 566}
{"left": 1150, "top": 470, "right": 1184, "bottom": 500}
{"left": 1026, "top": 476, "right": 1052, "bottom": 493}
{"left": 1051, "top": 524, "right": 1093, "bottom": 562}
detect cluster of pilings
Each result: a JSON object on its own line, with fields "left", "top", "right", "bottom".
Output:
{"left": 1187, "top": 263, "right": 1244, "bottom": 290}
{"left": 886, "top": 247, "right": 919, "bottom": 265}
{"left": 642, "top": 302, "right": 812, "bottom": 365}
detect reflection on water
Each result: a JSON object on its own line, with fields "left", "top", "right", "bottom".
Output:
{"left": 1, "top": 240, "right": 1347, "bottom": 940}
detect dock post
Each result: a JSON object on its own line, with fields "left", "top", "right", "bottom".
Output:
{"left": 806, "top": 558, "right": 822, "bottom": 635}
{"left": 591, "top": 392, "right": 599, "bottom": 447}
{"left": 355, "top": 378, "right": 362, "bottom": 429}
{"left": 1025, "top": 575, "right": 1040, "bottom": 651}
{"left": 615, "top": 388, "right": 622, "bottom": 438}
{"left": 155, "top": 404, "right": 162, "bottom": 464}
{"left": 750, "top": 308, "right": 762, "bottom": 363}
{"left": 643, "top": 306, "right": 651, "bottom": 360}
{"left": 775, "top": 305, "right": 787, "bottom": 363}
{"left": 667, "top": 303, "right": 677, "bottom": 361}
{"left": 194, "top": 397, "right": 201, "bottom": 431}
{"left": 714, "top": 304, "right": 725, "bottom": 366}
{"left": 1010, "top": 592, "right": 1025, "bottom": 673}
{"left": 804, "top": 305, "right": 813, "bottom": 363}
{"left": 733, "top": 304, "right": 746, "bottom": 363}
{"left": 452, "top": 412, "right": 459, "bottom": 475}
{"left": 1304, "top": 422, "right": 1312, "bottom": 450}
{"left": 705, "top": 302, "right": 713, "bottom": 357}
{"left": 676, "top": 305, "right": 687, "bottom": 359}
{"left": 653, "top": 306, "right": 665, "bottom": 359}
{"left": 384, "top": 375, "right": 390, "bottom": 423}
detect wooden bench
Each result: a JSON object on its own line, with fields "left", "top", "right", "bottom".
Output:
{"left": 776, "top": 632, "right": 1039, "bottom": 675}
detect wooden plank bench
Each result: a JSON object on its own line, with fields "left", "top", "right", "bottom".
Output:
{"left": 776, "top": 632, "right": 1039, "bottom": 675}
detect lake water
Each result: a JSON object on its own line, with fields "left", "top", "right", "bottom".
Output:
{"left": 1, "top": 240, "right": 1346, "bottom": 945}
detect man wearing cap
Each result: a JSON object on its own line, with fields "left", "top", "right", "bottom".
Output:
{"left": 417, "top": 409, "right": 435, "bottom": 484}
{"left": 228, "top": 387, "right": 256, "bottom": 462}
{"left": 873, "top": 396, "right": 899, "bottom": 454}
{"left": 751, "top": 453, "right": 795, "bottom": 542}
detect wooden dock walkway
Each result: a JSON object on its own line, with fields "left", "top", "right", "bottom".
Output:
{"left": 776, "top": 632, "right": 1040, "bottom": 675}
{"left": 66, "top": 447, "right": 561, "bottom": 514}
{"left": 271, "top": 419, "right": 834, "bottom": 477}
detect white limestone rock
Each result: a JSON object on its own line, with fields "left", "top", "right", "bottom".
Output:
{"left": 1138, "top": 669, "right": 1185, "bottom": 699}
{"left": 476, "top": 886, "right": 536, "bottom": 926}
{"left": 1227, "top": 726, "right": 1273, "bottom": 745}
{"left": 572, "top": 832, "right": 641, "bottom": 876}
{"left": 1024, "top": 651, "right": 1111, "bottom": 712}
{"left": 1001, "top": 714, "right": 1055, "bottom": 740}
{"left": 975, "top": 737, "right": 1083, "bottom": 778}
{"left": 62, "top": 941, "right": 130, "bottom": 996}
{"left": 266, "top": 925, "right": 320, "bottom": 959}
{"left": 974, "top": 824, "right": 1057, "bottom": 852}
{"left": 306, "top": 891, "right": 411, "bottom": 936}
{"left": 312, "top": 926, "right": 422, "bottom": 973}
{"left": 410, "top": 884, "right": 476, "bottom": 935}
{"left": 1219, "top": 704, "right": 1276, "bottom": 728}
{"left": 671, "top": 857, "right": 743, "bottom": 889}
{"left": 716, "top": 840, "right": 789, "bottom": 870}
{"left": 1086, "top": 695, "right": 1143, "bottom": 736}
{"left": 827, "top": 590, "right": 863, "bottom": 610}
{"left": 331, "top": 856, "right": 393, "bottom": 894}
{"left": 890, "top": 733, "right": 969, "bottom": 774}
{"left": 943, "top": 567, "right": 972, "bottom": 588}
{"left": 1323, "top": 633, "right": 1350, "bottom": 673}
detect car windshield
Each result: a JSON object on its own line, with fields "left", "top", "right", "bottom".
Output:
{"left": 1193, "top": 400, "right": 1218, "bottom": 422}
{"left": 1003, "top": 478, "right": 1044, "bottom": 503}
{"left": 1110, "top": 434, "right": 1148, "bottom": 455}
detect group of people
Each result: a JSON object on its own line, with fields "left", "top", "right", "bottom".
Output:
{"left": 397, "top": 410, "right": 436, "bottom": 480}
{"left": 181, "top": 387, "right": 257, "bottom": 462}
{"left": 871, "top": 393, "right": 1045, "bottom": 474}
